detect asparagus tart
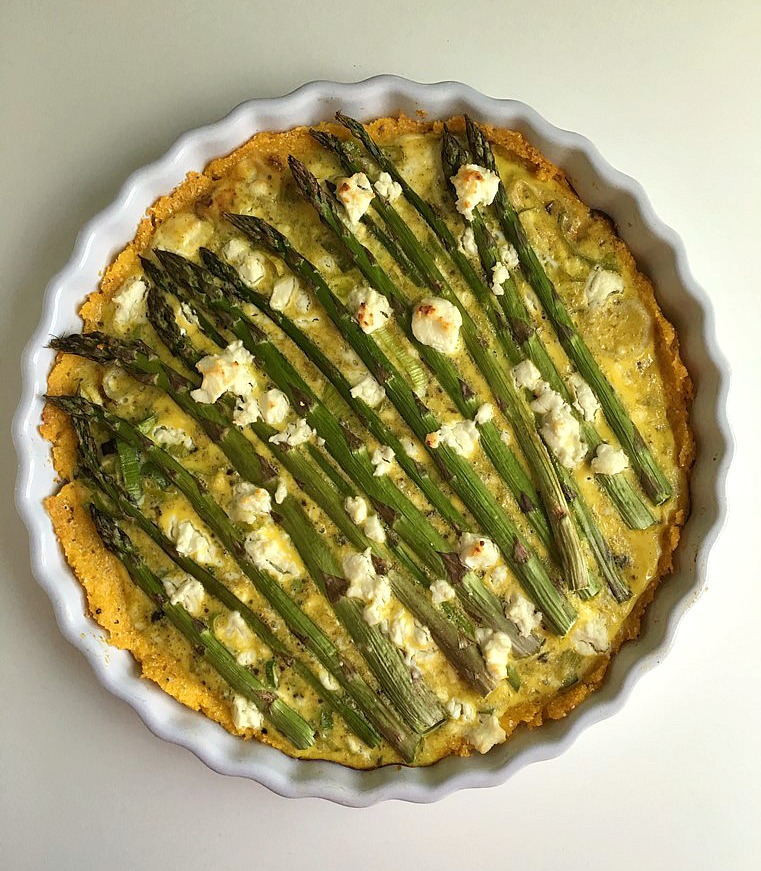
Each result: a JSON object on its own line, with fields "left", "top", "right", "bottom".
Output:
{"left": 42, "top": 115, "right": 693, "bottom": 767}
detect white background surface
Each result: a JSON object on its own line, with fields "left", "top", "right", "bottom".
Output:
{"left": 1, "top": 2, "right": 759, "bottom": 868}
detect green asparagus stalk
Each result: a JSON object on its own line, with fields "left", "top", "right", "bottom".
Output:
{"left": 224, "top": 214, "right": 577, "bottom": 635}
{"left": 463, "top": 116, "right": 673, "bottom": 505}
{"left": 89, "top": 503, "right": 316, "bottom": 750}
{"left": 50, "top": 393, "right": 421, "bottom": 761}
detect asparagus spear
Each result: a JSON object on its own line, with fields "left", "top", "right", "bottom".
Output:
{"left": 141, "top": 260, "right": 524, "bottom": 678}
{"left": 463, "top": 116, "right": 673, "bottom": 505}
{"left": 89, "top": 503, "right": 317, "bottom": 749}
{"left": 50, "top": 394, "right": 421, "bottom": 761}
{"left": 285, "top": 155, "right": 591, "bottom": 595}
{"left": 224, "top": 214, "right": 577, "bottom": 635}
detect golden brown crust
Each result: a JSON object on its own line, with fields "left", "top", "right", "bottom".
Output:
{"left": 41, "top": 114, "right": 694, "bottom": 766}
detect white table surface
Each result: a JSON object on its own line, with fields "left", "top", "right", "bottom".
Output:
{"left": 2, "top": 2, "right": 759, "bottom": 868}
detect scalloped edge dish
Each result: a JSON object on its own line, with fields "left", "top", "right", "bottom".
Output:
{"left": 13, "top": 76, "right": 731, "bottom": 806}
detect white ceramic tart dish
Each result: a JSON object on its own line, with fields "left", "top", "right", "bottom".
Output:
{"left": 14, "top": 77, "right": 730, "bottom": 805}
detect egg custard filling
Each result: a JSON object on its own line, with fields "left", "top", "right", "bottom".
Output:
{"left": 42, "top": 115, "right": 692, "bottom": 768}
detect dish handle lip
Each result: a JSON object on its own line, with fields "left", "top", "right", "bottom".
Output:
{"left": 12, "top": 74, "right": 733, "bottom": 806}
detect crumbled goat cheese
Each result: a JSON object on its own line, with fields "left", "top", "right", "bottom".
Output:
{"left": 512, "top": 358, "right": 543, "bottom": 392}
{"left": 425, "top": 420, "right": 480, "bottom": 458}
{"left": 348, "top": 287, "right": 392, "bottom": 334}
{"left": 476, "top": 628, "right": 512, "bottom": 680}
{"left": 491, "top": 261, "right": 510, "bottom": 296}
{"left": 568, "top": 372, "right": 600, "bottom": 422}
{"left": 570, "top": 615, "right": 610, "bottom": 656}
{"left": 223, "top": 238, "right": 267, "bottom": 286}
{"left": 350, "top": 375, "right": 386, "bottom": 408}
{"left": 151, "top": 425, "right": 194, "bottom": 452}
{"left": 590, "top": 442, "right": 630, "bottom": 475}
{"left": 370, "top": 445, "right": 395, "bottom": 477}
{"left": 506, "top": 594, "right": 542, "bottom": 637}
{"left": 318, "top": 667, "right": 340, "bottom": 692}
{"left": 236, "top": 649, "right": 257, "bottom": 667}
{"left": 490, "top": 565, "right": 508, "bottom": 586}
{"left": 343, "top": 548, "right": 391, "bottom": 626}
{"left": 294, "top": 291, "right": 312, "bottom": 314}
{"left": 445, "top": 698, "right": 476, "bottom": 722}
{"left": 271, "top": 275, "right": 298, "bottom": 311}
{"left": 389, "top": 612, "right": 432, "bottom": 653}
{"left": 268, "top": 419, "right": 315, "bottom": 447}
{"left": 233, "top": 395, "right": 261, "bottom": 427}
{"left": 245, "top": 524, "right": 301, "bottom": 577}
{"left": 450, "top": 163, "right": 500, "bottom": 221}
{"left": 474, "top": 403, "right": 494, "bottom": 425}
{"left": 231, "top": 482, "right": 271, "bottom": 524}
{"left": 317, "top": 253, "right": 337, "bottom": 273}
{"left": 530, "top": 384, "right": 587, "bottom": 469}
{"left": 162, "top": 573, "right": 205, "bottom": 616}
{"left": 112, "top": 277, "right": 148, "bottom": 331}
{"left": 411, "top": 297, "right": 462, "bottom": 354}
{"left": 499, "top": 243, "right": 520, "bottom": 271}
{"left": 468, "top": 714, "right": 507, "bottom": 754}
{"left": 459, "top": 226, "right": 479, "bottom": 257}
{"left": 218, "top": 611, "right": 253, "bottom": 646}
{"left": 346, "top": 735, "right": 371, "bottom": 758}
{"left": 165, "top": 518, "right": 218, "bottom": 565}
{"left": 344, "top": 496, "right": 369, "bottom": 525}
{"left": 274, "top": 478, "right": 288, "bottom": 505}
{"left": 585, "top": 268, "right": 624, "bottom": 306}
{"left": 459, "top": 533, "right": 500, "bottom": 571}
{"left": 373, "top": 171, "right": 402, "bottom": 201}
{"left": 363, "top": 513, "right": 386, "bottom": 544}
{"left": 430, "top": 579, "right": 456, "bottom": 605}
{"left": 190, "top": 341, "right": 257, "bottom": 404}
{"left": 157, "top": 215, "right": 212, "bottom": 257}
{"left": 400, "top": 437, "right": 423, "bottom": 459}
{"left": 231, "top": 695, "right": 263, "bottom": 731}
{"left": 249, "top": 178, "right": 271, "bottom": 198}
{"left": 258, "top": 388, "right": 290, "bottom": 426}
{"left": 343, "top": 548, "right": 377, "bottom": 588}
{"left": 335, "top": 172, "right": 375, "bottom": 225}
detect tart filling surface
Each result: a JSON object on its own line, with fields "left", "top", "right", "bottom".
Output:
{"left": 42, "top": 115, "right": 692, "bottom": 768}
